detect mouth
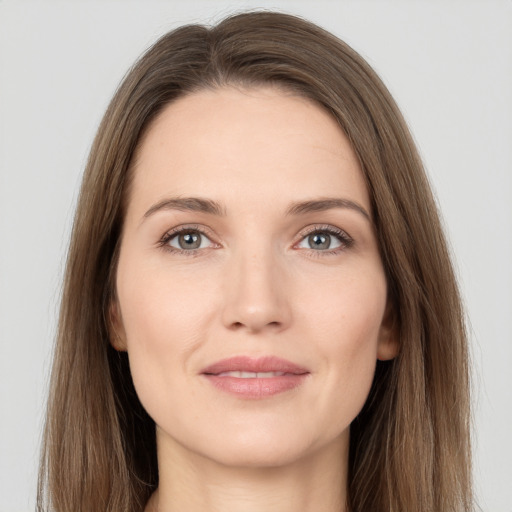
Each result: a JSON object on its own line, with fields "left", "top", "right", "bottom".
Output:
{"left": 200, "top": 356, "right": 310, "bottom": 399}
{"left": 215, "top": 371, "right": 289, "bottom": 378}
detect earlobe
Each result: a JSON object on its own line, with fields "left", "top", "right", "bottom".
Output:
{"left": 377, "top": 302, "right": 399, "bottom": 361}
{"left": 108, "top": 301, "right": 127, "bottom": 352}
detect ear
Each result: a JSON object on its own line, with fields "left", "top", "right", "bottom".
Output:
{"left": 108, "top": 300, "right": 127, "bottom": 352}
{"left": 377, "top": 301, "right": 399, "bottom": 361}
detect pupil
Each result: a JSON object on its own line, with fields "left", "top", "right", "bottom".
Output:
{"left": 309, "top": 233, "right": 330, "bottom": 250}
{"left": 179, "top": 232, "right": 200, "bottom": 249}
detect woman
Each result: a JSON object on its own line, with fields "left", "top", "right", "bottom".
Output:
{"left": 38, "top": 11, "right": 472, "bottom": 512}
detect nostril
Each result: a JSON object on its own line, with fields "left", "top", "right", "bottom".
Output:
{"left": 229, "top": 320, "right": 283, "bottom": 332}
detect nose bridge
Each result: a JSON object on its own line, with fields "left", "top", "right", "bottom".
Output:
{"left": 222, "top": 235, "right": 290, "bottom": 333}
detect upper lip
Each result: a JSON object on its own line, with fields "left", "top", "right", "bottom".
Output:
{"left": 201, "top": 356, "right": 309, "bottom": 375}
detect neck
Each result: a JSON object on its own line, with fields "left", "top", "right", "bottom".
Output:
{"left": 146, "top": 431, "right": 349, "bottom": 512}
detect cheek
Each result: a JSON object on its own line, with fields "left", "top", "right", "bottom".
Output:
{"left": 118, "top": 252, "right": 218, "bottom": 350}
{"left": 299, "top": 263, "right": 387, "bottom": 351}
{"left": 298, "top": 267, "right": 387, "bottom": 423}
{"left": 115, "top": 255, "right": 218, "bottom": 416}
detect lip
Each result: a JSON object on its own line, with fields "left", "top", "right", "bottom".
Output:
{"left": 201, "top": 356, "right": 310, "bottom": 399}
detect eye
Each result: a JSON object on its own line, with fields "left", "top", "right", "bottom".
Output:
{"left": 298, "top": 231, "right": 342, "bottom": 251}
{"left": 161, "top": 227, "right": 216, "bottom": 252}
{"left": 296, "top": 226, "right": 352, "bottom": 252}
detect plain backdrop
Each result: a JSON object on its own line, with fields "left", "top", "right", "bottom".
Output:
{"left": 1, "top": 1, "right": 511, "bottom": 511}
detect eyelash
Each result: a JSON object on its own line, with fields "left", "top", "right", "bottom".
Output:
{"left": 157, "top": 224, "right": 218, "bottom": 257}
{"left": 295, "top": 224, "right": 354, "bottom": 256}
{"left": 157, "top": 224, "right": 354, "bottom": 257}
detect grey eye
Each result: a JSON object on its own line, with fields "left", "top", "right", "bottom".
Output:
{"left": 297, "top": 231, "right": 343, "bottom": 251}
{"left": 308, "top": 233, "right": 331, "bottom": 250}
{"left": 169, "top": 231, "right": 209, "bottom": 250}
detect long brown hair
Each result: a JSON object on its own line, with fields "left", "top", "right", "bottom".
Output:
{"left": 38, "top": 11, "right": 472, "bottom": 512}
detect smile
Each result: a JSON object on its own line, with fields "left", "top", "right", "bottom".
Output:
{"left": 201, "top": 356, "right": 309, "bottom": 399}
{"left": 216, "top": 371, "right": 287, "bottom": 378}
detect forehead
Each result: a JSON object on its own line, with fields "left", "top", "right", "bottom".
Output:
{"left": 127, "top": 86, "right": 369, "bottom": 216}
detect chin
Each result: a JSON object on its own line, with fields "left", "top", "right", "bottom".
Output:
{"left": 193, "top": 424, "right": 336, "bottom": 470}
{"left": 207, "top": 443, "right": 310, "bottom": 469}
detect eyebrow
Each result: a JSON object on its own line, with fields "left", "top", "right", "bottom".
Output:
{"left": 143, "top": 197, "right": 226, "bottom": 219}
{"left": 286, "top": 198, "right": 371, "bottom": 221}
{"left": 142, "top": 196, "right": 370, "bottom": 222}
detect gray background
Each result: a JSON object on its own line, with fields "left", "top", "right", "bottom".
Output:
{"left": 1, "top": 1, "right": 511, "bottom": 510}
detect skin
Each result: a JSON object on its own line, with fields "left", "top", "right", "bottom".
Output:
{"left": 112, "top": 86, "right": 397, "bottom": 512}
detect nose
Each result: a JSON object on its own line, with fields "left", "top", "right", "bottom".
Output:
{"left": 221, "top": 245, "right": 292, "bottom": 334}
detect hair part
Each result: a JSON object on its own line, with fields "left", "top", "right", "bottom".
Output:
{"left": 38, "top": 11, "right": 472, "bottom": 512}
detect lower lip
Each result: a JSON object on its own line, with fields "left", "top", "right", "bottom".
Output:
{"left": 203, "top": 374, "right": 309, "bottom": 399}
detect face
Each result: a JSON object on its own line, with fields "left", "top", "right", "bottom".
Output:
{"left": 113, "top": 86, "right": 396, "bottom": 469}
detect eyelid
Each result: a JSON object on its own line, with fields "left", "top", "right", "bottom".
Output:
{"left": 157, "top": 224, "right": 220, "bottom": 253}
{"left": 293, "top": 224, "right": 354, "bottom": 252}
